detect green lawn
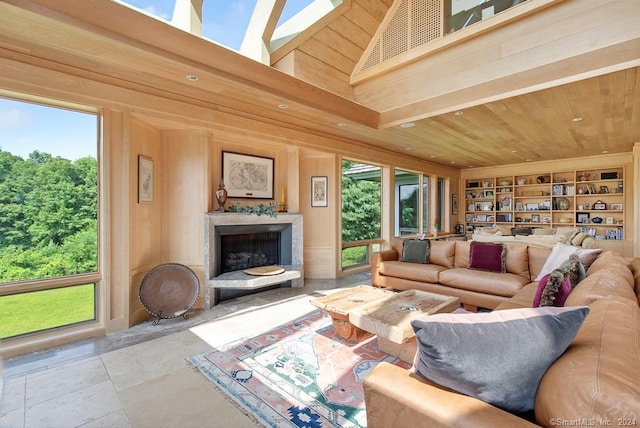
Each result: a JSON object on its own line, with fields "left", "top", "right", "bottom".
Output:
{"left": 342, "top": 246, "right": 367, "bottom": 267}
{"left": 0, "top": 284, "right": 95, "bottom": 339}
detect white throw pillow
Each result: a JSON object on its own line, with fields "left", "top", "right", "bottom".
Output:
{"left": 536, "top": 243, "right": 601, "bottom": 280}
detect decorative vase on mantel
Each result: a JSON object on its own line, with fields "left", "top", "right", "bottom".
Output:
{"left": 215, "top": 180, "right": 227, "bottom": 212}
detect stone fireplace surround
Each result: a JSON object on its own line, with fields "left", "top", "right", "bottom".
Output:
{"left": 204, "top": 212, "right": 303, "bottom": 308}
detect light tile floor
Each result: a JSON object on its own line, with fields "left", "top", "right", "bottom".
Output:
{"left": 1, "top": 274, "right": 370, "bottom": 428}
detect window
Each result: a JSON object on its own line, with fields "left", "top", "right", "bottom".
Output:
{"left": 395, "top": 168, "right": 432, "bottom": 236}
{"left": 445, "top": 0, "right": 529, "bottom": 34}
{"left": 341, "top": 160, "right": 382, "bottom": 269}
{"left": 0, "top": 97, "right": 99, "bottom": 340}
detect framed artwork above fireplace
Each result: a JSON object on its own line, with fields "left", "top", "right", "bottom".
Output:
{"left": 222, "top": 151, "right": 274, "bottom": 199}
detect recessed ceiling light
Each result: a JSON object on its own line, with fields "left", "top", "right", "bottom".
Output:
{"left": 602, "top": 150, "right": 609, "bottom": 153}
{"left": 572, "top": 117, "right": 583, "bottom": 122}
{"left": 430, "top": 155, "right": 436, "bottom": 158}
{"left": 278, "top": 104, "right": 288, "bottom": 109}
{"left": 405, "top": 147, "right": 412, "bottom": 151}
{"left": 400, "top": 122, "right": 415, "bottom": 128}
{"left": 511, "top": 150, "right": 517, "bottom": 153}
{"left": 337, "top": 122, "right": 346, "bottom": 127}
{"left": 450, "top": 161, "right": 455, "bottom": 164}
{"left": 185, "top": 74, "right": 198, "bottom": 81}
{"left": 454, "top": 111, "right": 464, "bottom": 116}
{"left": 526, "top": 159, "right": 532, "bottom": 162}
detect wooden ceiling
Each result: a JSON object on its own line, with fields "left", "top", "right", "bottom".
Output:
{"left": 1, "top": 0, "right": 639, "bottom": 169}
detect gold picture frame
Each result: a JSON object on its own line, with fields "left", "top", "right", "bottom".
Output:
{"left": 138, "top": 155, "right": 154, "bottom": 204}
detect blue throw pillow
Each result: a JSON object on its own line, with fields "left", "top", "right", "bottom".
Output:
{"left": 410, "top": 306, "right": 589, "bottom": 413}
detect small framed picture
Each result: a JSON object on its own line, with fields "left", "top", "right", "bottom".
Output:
{"left": 138, "top": 155, "right": 154, "bottom": 204}
{"left": 311, "top": 176, "right": 328, "bottom": 207}
{"left": 483, "top": 190, "right": 494, "bottom": 198}
{"left": 605, "top": 217, "right": 615, "bottom": 225}
{"left": 610, "top": 203, "right": 623, "bottom": 211}
{"left": 525, "top": 203, "right": 539, "bottom": 211}
{"left": 599, "top": 186, "right": 609, "bottom": 194}
{"left": 532, "top": 214, "right": 540, "bottom": 223}
{"left": 576, "top": 213, "right": 590, "bottom": 224}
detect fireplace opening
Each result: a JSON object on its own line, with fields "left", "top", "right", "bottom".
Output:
{"left": 220, "top": 232, "right": 281, "bottom": 273}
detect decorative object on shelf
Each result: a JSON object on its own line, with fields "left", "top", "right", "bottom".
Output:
{"left": 579, "top": 172, "right": 590, "bottom": 181}
{"left": 452, "top": 194, "right": 458, "bottom": 215}
{"left": 576, "top": 213, "right": 590, "bottom": 224}
{"left": 278, "top": 184, "right": 288, "bottom": 212}
{"left": 517, "top": 178, "right": 526, "bottom": 185}
{"left": 222, "top": 151, "right": 274, "bottom": 199}
{"left": 228, "top": 202, "right": 278, "bottom": 217}
{"left": 311, "top": 176, "right": 328, "bottom": 207}
{"left": 593, "top": 200, "right": 607, "bottom": 210}
{"left": 610, "top": 203, "right": 623, "bottom": 211}
{"left": 536, "top": 175, "right": 550, "bottom": 184}
{"left": 499, "top": 180, "right": 512, "bottom": 186}
{"left": 432, "top": 217, "right": 440, "bottom": 237}
{"left": 556, "top": 198, "right": 570, "bottom": 210}
{"left": 138, "top": 155, "right": 154, "bottom": 204}
{"left": 601, "top": 172, "right": 619, "bottom": 179}
{"left": 215, "top": 179, "right": 228, "bottom": 212}
{"left": 591, "top": 217, "right": 603, "bottom": 224}
{"left": 599, "top": 186, "right": 609, "bottom": 194}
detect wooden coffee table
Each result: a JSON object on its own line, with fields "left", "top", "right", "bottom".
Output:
{"left": 350, "top": 290, "right": 460, "bottom": 362}
{"left": 310, "top": 285, "right": 395, "bottom": 342}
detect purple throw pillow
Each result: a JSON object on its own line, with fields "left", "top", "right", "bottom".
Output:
{"left": 469, "top": 241, "right": 506, "bottom": 273}
{"left": 533, "top": 272, "right": 573, "bottom": 307}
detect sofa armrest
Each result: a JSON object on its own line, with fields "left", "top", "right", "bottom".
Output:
{"left": 364, "top": 362, "right": 539, "bottom": 428}
{"left": 370, "top": 249, "right": 399, "bottom": 287}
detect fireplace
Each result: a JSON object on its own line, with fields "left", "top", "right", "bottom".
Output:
{"left": 204, "top": 213, "right": 303, "bottom": 308}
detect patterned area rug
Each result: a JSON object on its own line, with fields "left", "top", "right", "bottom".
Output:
{"left": 188, "top": 311, "right": 408, "bottom": 427}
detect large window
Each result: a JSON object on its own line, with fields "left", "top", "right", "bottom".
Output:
{"left": 0, "top": 97, "right": 99, "bottom": 340}
{"left": 341, "top": 160, "right": 382, "bottom": 269}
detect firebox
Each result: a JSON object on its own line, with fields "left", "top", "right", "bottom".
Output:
{"left": 220, "top": 231, "right": 281, "bottom": 273}
{"left": 214, "top": 223, "right": 293, "bottom": 276}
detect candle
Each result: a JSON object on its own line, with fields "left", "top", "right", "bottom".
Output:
{"left": 281, "top": 184, "right": 286, "bottom": 204}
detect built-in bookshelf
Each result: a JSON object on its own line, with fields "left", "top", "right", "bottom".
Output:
{"left": 464, "top": 167, "right": 625, "bottom": 241}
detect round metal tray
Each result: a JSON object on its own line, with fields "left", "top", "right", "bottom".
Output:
{"left": 139, "top": 263, "right": 200, "bottom": 324}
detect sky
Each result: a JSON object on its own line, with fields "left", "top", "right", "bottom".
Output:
{"left": 0, "top": 98, "right": 98, "bottom": 160}
{"left": 0, "top": 1, "right": 314, "bottom": 160}
{"left": 120, "top": 0, "right": 314, "bottom": 51}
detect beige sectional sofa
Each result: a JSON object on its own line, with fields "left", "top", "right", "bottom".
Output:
{"left": 364, "top": 248, "right": 640, "bottom": 427}
{"left": 371, "top": 237, "right": 553, "bottom": 309}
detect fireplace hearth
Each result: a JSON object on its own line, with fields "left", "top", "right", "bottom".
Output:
{"left": 204, "top": 213, "right": 303, "bottom": 308}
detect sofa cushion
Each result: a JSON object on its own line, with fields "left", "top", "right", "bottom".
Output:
{"left": 411, "top": 306, "right": 589, "bottom": 413}
{"left": 535, "top": 298, "right": 640, "bottom": 426}
{"left": 536, "top": 243, "right": 601, "bottom": 280}
{"left": 587, "top": 251, "right": 632, "bottom": 283}
{"left": 494, "top": 282, "right": 539, "bottom": 310}
{"left": 528, "top": 246, "right": 552, "bottom": 280}
{"left": 378, "top": 260, "right": 445, "bottom": 284}
{"left": 453, "top": 240, "right": 470, "bottom": 268}
{"left": 505, "top": 243, "right": 530, "bottom": 279}
{"left": 439, "top": 268, "right": 530, "bottom": 297}
{"left": 401, "top": 239, "right": 430, "bottom": 264}
{"left": 429, "top": 241, "right": 456, "bottom": 268}
{"left": 565, "top": 269, "right": 638, "bottom": 306}
{"left": 554, "top": 226, "right": 579, "bottom": 242}
{"left": 469, "top": 242, "right": 506, "bottom": 273}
